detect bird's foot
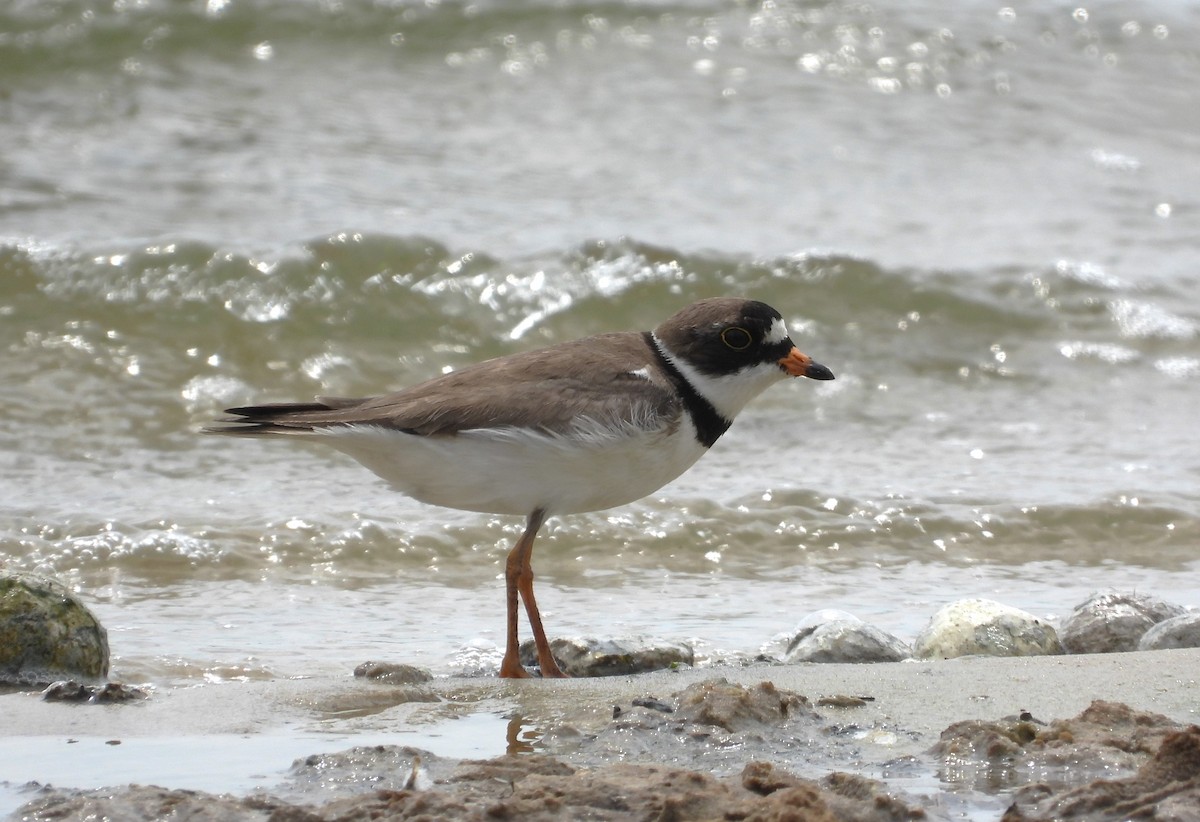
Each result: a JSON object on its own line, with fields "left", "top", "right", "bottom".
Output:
{"left": 498, "top": 654, "right": 570, "bottom": 679}
{"left": 537, "top": 658, "right": 570, "bottom": 678}
{"left": 499, "top": 656, "right": 533, "bottom": 679}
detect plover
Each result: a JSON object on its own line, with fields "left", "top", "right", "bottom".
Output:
{"left": 207, "top": 297, "right": 834, "bottom": 677}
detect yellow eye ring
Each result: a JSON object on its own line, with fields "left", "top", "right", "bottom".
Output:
{"left": 721, "top": 326, "right": 753, "bottom": 351}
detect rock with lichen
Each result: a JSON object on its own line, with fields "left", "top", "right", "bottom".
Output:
{"left": 0, "top": 575, "right": 109, "bottom": 686}
{"left": 914, "top": 598, "right": 1062, "bottom": 659}
{"left": 1061, "top": 590, "right": 1187, "bottom": 654}
{"left": 520, "top": 636, "right": 693, "bottom": 677}
{"left": 1138, "top": 612, "right": 1200, "bottom": 651}
{"left": 784, "top": 610, "right": 911, "bottom": 663}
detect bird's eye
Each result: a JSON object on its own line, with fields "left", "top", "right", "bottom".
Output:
{"left": 721, "top": 327, "right": 753, "bottom": 350}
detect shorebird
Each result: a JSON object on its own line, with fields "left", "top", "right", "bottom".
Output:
{"left": 207, "top": 297, "right": 834, "bottom": 677}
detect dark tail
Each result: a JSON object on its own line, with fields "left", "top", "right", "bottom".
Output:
{"left": 203, "top": 399, "right": 363, "bottom": 437}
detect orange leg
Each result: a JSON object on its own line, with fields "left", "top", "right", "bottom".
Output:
{"left": 500, "top": 538, "right": 531, "bottom": 679}
{"left": 499, "top": 509, "right": 568, "bottom": 679}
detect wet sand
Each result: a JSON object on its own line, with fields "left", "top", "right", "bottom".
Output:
{"left": 3, "top": 649, "right": 1198, "bottom": 819}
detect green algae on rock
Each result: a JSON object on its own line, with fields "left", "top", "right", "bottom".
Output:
{"left": 0, "top": 575, "right": 109, "bottom": 686}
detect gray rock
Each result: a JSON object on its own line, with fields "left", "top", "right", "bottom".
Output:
{"left": 914, "top": 598, "right": 1063, "bottom": 659}
{"left": 1137, "top": 612, "right": 1200, "bottom": 651}
{"left": 1060, "top": 591, "right": 1187, "bottom": 654}
{"left": 42, "top": 680, "right": 147, "bottom": 703}
{"left": 287, "top": 745, "right": 450, "bottom": 799}
{"left": 0, "top": 575, "right": 109, "bottom": 686}
{"left": 520, "top": 636, "right": 693, "bottom": 677}
{"left": 785, "top": 611, "right": 910, "bottom": 663}
{"left": 673, "top": 678, "right": 817, "bottom": 732}
{"left": 353, "top": 661, "right": 433, "bottom": 684}
{"left": 17, "top": 785, "right": 285, "bottom": 822}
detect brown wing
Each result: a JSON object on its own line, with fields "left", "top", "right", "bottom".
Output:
{"left": 207, "top": 332, "right": 681, "bottom": 438}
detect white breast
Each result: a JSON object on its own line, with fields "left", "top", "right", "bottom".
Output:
{"left": 317, "top": 418, "right": 709, "bottom": 516}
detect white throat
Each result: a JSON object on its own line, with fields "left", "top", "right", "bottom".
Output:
{"left": 651, "top": 332, "right": 789, "bottom": 421}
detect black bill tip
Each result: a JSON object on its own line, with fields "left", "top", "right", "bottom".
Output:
{"left": 805, "top": 361, "right": 835, "bottom": 381}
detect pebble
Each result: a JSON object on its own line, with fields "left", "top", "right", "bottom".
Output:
{"left": 353, "top": 661, "right": 433, "bottom": 684}
{"left": 913, "top": 598, "right": 1063, "bottom": 659}
{"left": 1060, "top": 591, "right": 1187, "bottom": 654}
{"left": 519, "top": 636, "right": 693, "bottom": 677}
{"left": 785, "top": 610, "right": 911, "bottom": 663}
{"left": 1137, "top": 612, "right": 1200, "bottom": 651}
{"left": 673, "top": 678, "right": 816, "bottom": 732}
{"left": 8, "top": 572, "right": 1198, "bottom": 694}
{"left": 42, "top": 680, "right": 148, "bottom": 703}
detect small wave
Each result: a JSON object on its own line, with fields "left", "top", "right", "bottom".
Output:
{"left": 8, "top": 493, "right": 1195, "bottom": 589}
{"left": 1154, "top": 357, "right": 1200, "bottom": 379}
{"left": 4, "top": 519, "right": 242, "bottom": 578}
{"left": 1057, "top": 341, "right": 1140, "bottom": 364}
{"left": 0, "top": 510, "right": 492, "bottom": 584}
{"left": 1109, "top": 299, "right": 1196, "bottom": 340}
{"left": 6, "top": 235, "right": 1197, "bottom": 385}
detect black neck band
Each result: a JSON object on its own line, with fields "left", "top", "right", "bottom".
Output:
{"left": 644, "top": 332, "right": 731, "bottom": 448}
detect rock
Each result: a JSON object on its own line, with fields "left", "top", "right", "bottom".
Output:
{"left": 932, "top": 700, "right": 1182, "bottom": 786}
{"left": 1060, "top": 591, "right": 1186, "bottom": 654}
{"left": 739, "top": 762, "right": 841, "bottom": 821}
{"left": 582, "top": 679, "right": 825, "bottom": 773}
{"left": 18, "top": 745, "right": 926, "bottom": 821}
{"left": 476, "top": 760, "right": 760, "bottom": 821}
{"left": 311, "top": 685, "right": 440, "bottom": 718}
{"left": 1003, "top": 724, "right": 1200, "bottom": 821}
{"left": 40, "top": 680, "right": 92, "bottom": 702}
{"left": 91, "top": 682, "right": 147, "bottom": 703}
{"left": 519, "top": 636, "right": 693, "bottom": 677}
{"left": 42, "top": 680, "right": 147, "bottom": 704}
{"left": 0, "top": 575, "right": 109, "bottom": 685}
{"left": 820, "top": 771, "right": 929, "bottom": 822}
{"left": 785, "top": 610, "right": 911, "bottom": 663}
{"left": 347, "top": 662, "right": 435, "bottom": 704}
{"left": 739, "top": 761, "right": 922, "bottom": 821}
{"left": 914, "top": 598, "right": 1063, "bottom": 659}
{"left": 352, "top": 661, "right": 433, "bottom": 684}
{"left": 287, "top": 745, "right": 454, "bottom": 800}
{"left": 674, "top": 678, "right": 816, "bottom": 733}
{"left": 816, "top": 695, "right": 871, "bottom": 708}
{"left": 1137, "top": 612, "right": 1200, "bottom": 651}
{"left": 16, "top": 786, "right": 295, "bottom": 822}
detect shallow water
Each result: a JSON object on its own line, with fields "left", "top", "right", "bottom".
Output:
{"left": 0, "top": 714, "right": 514, "bottom": 818}
{"left": 2, "top": 0, "right": 1199, "bottom": 692}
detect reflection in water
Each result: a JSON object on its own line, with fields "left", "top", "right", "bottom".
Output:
{"left": 506, "top": 714, "right": 543, "bottom": 755}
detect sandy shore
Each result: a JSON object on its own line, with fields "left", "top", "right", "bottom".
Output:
{"left": 3, "top": 648, "right": 1198, "bottom": 819}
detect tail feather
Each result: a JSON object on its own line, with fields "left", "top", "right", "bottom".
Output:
{"left": 315, "top": 396, "right": 364, "bottom": 410}
{"left": 203, "top": 401, "right": 360, "bottom": 437}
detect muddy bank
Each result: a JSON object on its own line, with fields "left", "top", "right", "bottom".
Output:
{"left": 4, "top": 650, "right": 1199, "bottom": 820}
{"left": 18, "top": 753, "right": 924, "bottom": 821}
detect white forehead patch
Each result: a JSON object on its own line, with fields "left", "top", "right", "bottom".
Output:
{"left": 628, "top": 366, "right": 652, "bottom": 380}
{"left": 765, "top": 317, "right": 789, "bottom": 345}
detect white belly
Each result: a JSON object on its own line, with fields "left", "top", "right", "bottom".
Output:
{"left": 317, "top": 421, "right": 709, "bottom": 516}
